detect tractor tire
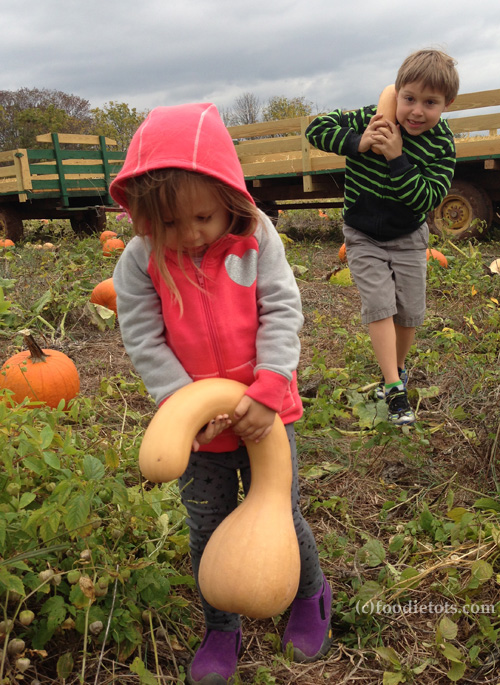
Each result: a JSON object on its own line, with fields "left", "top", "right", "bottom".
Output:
{"left": 427, "top": 180, "right": 493, "bottom": 240}
{"left": 70, "top": 208, "right": 107, "bottom": 235}
{"left": 0, "top": 206, "right": 24, "bottom": 241}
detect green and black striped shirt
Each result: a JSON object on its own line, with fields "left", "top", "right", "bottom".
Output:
{"left": 305, "top": 105, "right": 456, "bottom": 241}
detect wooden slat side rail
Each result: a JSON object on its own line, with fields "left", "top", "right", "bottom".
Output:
{"left": 447, "top": 89, "right": 500, "bottom": 112}
{"left": 447, "top": 113, "right": 500, "bottom": 135}
{"left": 35, "top": 133, "right": 118, "bottom": 146}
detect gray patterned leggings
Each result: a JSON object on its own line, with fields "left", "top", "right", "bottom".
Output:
{"left": 178, "top": 423, "right": 323, "bottom": 631}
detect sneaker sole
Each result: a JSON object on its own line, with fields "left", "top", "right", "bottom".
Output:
{"left": 287, "top": 625, "right": 333, "bottom": 663}
{"left": 389, "top": 414, "right": 416, "bottom": 426}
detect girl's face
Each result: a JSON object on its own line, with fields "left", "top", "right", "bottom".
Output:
{"left": 162, "top": 182, "right": 231, "bottom": 255}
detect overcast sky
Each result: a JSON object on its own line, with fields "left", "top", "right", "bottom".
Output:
{"left": 2, "top": 0, "right": 500, "bottom": 117}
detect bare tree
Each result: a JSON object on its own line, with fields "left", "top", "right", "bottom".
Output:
{"left": 228, "top": 92, "right": 261, "bottom": 126}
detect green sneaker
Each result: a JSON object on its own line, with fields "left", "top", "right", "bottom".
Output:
{"left": 375, "top": 367, "right": 408, "bottom": 400}
{"left": 385, "top": 387, "right": 415, "bottom": 425}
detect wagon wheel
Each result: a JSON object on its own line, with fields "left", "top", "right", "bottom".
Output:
{"left": 70, "top": 208, "right": 107, "bottom": 235}
{"left": 427, "top": 180, "right": 493, "bottom": 240}
{"left": 0, "top": 206, "right": 24, "bottom": 241}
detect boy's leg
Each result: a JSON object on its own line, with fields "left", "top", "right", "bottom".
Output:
{"left": 395, "top": 323, "right": 416, "bottom": 370}
{"left": 368, "top": 317, "right": 399, "bottom": 385}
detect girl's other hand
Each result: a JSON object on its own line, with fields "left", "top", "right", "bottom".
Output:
{"left": 232, "top": 396, "right": 276, "bottom": 444}
{"left": 192, "top": 414, "right": 232, "bottom": 452}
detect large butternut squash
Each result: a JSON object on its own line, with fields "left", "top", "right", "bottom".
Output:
{"left": 139, "top": 378, "right": 300, "bottom": 618}
{"left": 372, "top": 83, "right": 397, "bottom": 154}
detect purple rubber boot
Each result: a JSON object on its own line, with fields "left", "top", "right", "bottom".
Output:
{"left": 282, "top": 574, "right": 333, "bottom": 662}
{"left": 187, "top": 628, "right": 242, "bottom": 685}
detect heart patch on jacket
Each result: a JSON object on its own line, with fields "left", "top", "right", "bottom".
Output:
{"left": 225, "top": 250, "right": 258, "bottom": 287}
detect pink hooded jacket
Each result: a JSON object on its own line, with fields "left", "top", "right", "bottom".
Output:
{"left": 111, "top": 103, "right": 303, "bottom": 452}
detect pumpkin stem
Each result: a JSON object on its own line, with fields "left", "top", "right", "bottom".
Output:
{"left": 20, "top": 329, "right": 47, "bottom": 363}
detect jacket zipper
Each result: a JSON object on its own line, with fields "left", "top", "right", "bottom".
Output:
{"left": 196, "top": 270, "right": 227, "bottom": 378}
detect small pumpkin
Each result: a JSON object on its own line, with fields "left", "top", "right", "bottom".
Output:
{"left": 90, "top": 278, "right": 117, "bottom": 314}
{"left": 99, "top": 230, "right": 118, "bottom": 244}
{"left": 338, "top": 243, "right": 347, "bottom": 263}
{"left": 139, "top": 378, "right": 301, "bottom": 619}
{"left": 102, "top": 238, "right": 125, "bottom": 256}
{"left": 0, "top": 331, "right": 80, "bottom": 408}
{"left": 0, "top": 238, "right": 15, "bottom": 248}
{"left": 426, "top": 248, "right": 448, "bottom": 268}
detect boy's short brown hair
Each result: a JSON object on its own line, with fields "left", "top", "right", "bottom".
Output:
{"left": 395, "top": 49, "right": 459, "bottom": 104}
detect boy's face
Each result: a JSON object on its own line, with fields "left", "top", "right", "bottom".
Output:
{"left": 396, "top": 81, "right": 450, "bottom": 136}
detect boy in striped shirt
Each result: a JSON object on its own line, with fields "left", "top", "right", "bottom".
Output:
{"left": 305, "top": 49, "right": 459, "bottom": 425}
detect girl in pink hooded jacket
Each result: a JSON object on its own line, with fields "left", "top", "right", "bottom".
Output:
{"left": 111, "top": 103, "right": 332, "bottom": 684}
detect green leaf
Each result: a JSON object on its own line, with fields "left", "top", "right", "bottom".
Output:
{"left": 437, "top": 616, "right": 458, "bottom": 641}
{"left": 56, "top": 652, "right": 74, "bottom": 680}
{"left": 32, "top": 289, "right": 53, "bottom": 314}
{"left": 473, "top": 497, "right": 500, "bottom": 512}
{"left": 129, "top": 657, "right": 158, "bottom": 685}
{"left": 39, "top": 425, "right": 55, "bottom": 449}
{"left": 446, "top": 507, "right": 468, "bottom": 522}
{"left": 359, "top": 538, "right": 386, "bottom": 567}
{"left": 0, "top": 567, "right": 25, "bottom": 596}
{"left": 470, "top": 559, "right": 493, "bottom": 583}
{"left": 376, "top": 646, "right": 402, "bottom": 667}
{"left": 388, "top": 534, "right": 405, "bottom": 553}
{"left": 64, "top": 494, "right": 90, "bottom": 534}
{"left": 447, "top": 660, "right": 466, "bottom": 681}
{"left": 419, "top": 505, "right": 434, "bottom": 533}
{"left": 18, "top": 492, "right": 36, "bottom": 509}
{"left": 43, "top": 451, "right": 61, "bottom": 470}
{"left": 383, "top": 672, "right": 405, "bottom": 685}
{"left": 440, "top": 642, "right": 463, "bottom": 662}
{"left": 82, "top": 454, "right": 105, "bottom": 481}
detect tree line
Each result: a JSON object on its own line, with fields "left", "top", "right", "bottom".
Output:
{"left": 0, "top": 88, "right": 315, "bottom": 152}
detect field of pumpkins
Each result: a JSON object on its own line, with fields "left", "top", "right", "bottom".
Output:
{"left": 0, "top": 208, "right": 500, "bottom": 684}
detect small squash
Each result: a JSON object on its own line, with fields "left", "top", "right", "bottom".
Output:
{"left": 99, "top": 230, "right": 118, "bottom": 244}
{"left": 338, "top": 243, "right": 347, "bottom": 263}
{"left": 139, "top": 378, "right": 300, "bottom": 619}
{"left": 0, "top": 238, "right": 15, "bottom": 248}
{"left": 489, "top": 258, "right": 500, "bottom": 274}
{"left": 102, "top": 238, "right": 125, "bottom": 256}
{"left": 90, "top": 278, "right": 117, "bottom": 314}
{"left": 0, "top": 331, "right": 80, "bottom": 408}
{"left": 372, "top": 84, "right": 397, "bottom": 154}
{"left": 426, "top": 248, "right": 448, "bottom": 268}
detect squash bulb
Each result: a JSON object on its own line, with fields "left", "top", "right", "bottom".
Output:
{"left": 138, "top": 378, "right": 300, "bottom": 618}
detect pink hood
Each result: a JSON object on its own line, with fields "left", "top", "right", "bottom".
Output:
{"left": 109, "top": 102, "right": 254, "bottom": 210}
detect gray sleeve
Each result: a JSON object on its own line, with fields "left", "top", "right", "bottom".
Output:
{"left": 254, "top": 211, "right": 304, "bottom": 380}
{"left": 113, "top": 236, "right": 192, "bottom": 405}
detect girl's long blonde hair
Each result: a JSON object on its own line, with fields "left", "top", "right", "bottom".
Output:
{"left": 124, "top": 169, "right": 261, "bottom": 313}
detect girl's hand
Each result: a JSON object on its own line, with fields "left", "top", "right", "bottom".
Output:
{"left": 192, "top": 414, "right": 232, "bottom": 452}
{"left": 232, "top": 396, "right": 276, "bottom": 444}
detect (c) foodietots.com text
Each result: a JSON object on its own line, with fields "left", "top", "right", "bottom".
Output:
{"left": 355, "top": 600, "right": 497, "bottom": 616}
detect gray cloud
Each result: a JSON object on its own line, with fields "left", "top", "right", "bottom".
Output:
{"left": 2, "top": 0, "right": 499, "bottom": 116}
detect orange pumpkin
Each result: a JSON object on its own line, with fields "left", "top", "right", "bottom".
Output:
{"left": 99, "top": 230, "right": 118, "bottom": 243}
{"left": 426, "top": 248, "right": 448, "bottom": 268}
{"left": 0, "top": 331, "right": 80, "bottom": 408}
{"left": 102, "top": 238, "right": 125, "bottom": 256}
{"left": 0, "top": 239, "right": 15, "bottom": 248}
{"left": 90, "top": 278, "right": 117, "bottom": 314}
{"left": 338, "top": 243, "right": 347, "bottom": 263}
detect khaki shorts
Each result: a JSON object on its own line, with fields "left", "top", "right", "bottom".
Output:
{"left": 343, "top": 223, "right": 429, "bottom": 326}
